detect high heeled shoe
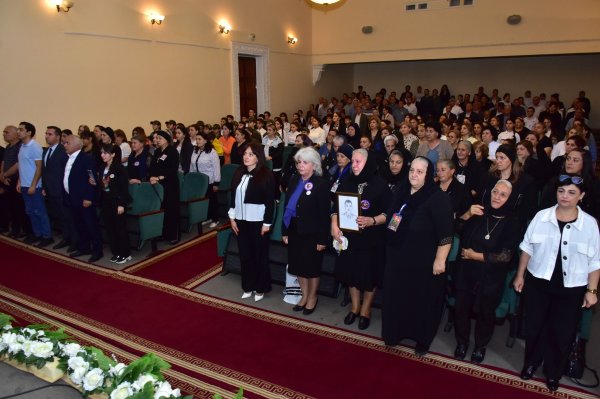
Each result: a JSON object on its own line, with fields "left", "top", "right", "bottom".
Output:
{"left": 292, "top": 304, "right": 305, "bottom": 312}
{"left": 303, "top": 299, "right": 318, "bottom": 315}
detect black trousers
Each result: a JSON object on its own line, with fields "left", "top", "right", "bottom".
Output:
{"left": 454, "top": 261, "right": 508, "bottom": 348}
{"left": 4, "top": 183, "right": 31, "bottom": 235}
{"left": 70, "top": 203, "right": 103, "bottom": 257}
{"left": 207, "top": 183, "right": 219, "bottom": 223}
{"left": 523, "top": 272, "right": 585, "bottom": 380}
{"left": 47, "top": 195, "right": 77, "bottom": 244}
{"left": 161, "top": 181, "right": 180, "bottom": 241}
{"left": 236, "top": 220, "right": 271, "bottom": 293}
{"left": 101, "top": 198, "right": 130, "bottom": 257}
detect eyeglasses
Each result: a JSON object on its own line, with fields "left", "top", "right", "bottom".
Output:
{"left": 559, "top": 175, "right": 583, "bottom": 184}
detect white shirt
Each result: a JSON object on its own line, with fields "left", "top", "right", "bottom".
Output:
{"left": 190, "top": 148, "right": 221, "bottom": 184}
{"left": 63, "top": 150, "right": 81, "bottom": 194}
{"left": 497, "top": 131, "right": 520, "bottom": 143}
{"left": 523, "top": 116, "right": 538, "bottom": 131}
{"left": 550, "top": 141, "right": 566, "bottom": 161}
{"left": 487, "top": 141, "right": 500, "bottom": 160}
{"left": 120, "top": 142, "right": 132, "bottom": 166}
{"left": 520, "top": 205, "right": 600, "bottom": 287}
{"left": 404, "top": 103, "right": 418, "bottom": 116}
{"left": 308, "top": 126, "right": 326, "bottom": 146}
{"left": 227, "top": 174, "right": 270, "bottom": 225}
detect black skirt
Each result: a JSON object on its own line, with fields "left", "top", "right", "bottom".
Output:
{"left": 287, "top": 219, "right": 323, "bottom": 278}
{"left": 335, "top": 245, "right": 384, "bottom": 291}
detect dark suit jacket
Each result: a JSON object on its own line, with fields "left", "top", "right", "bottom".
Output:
{"left": 42, "top": 144, "right": 68, "bottom": 197}
{"left": 101, "top": 162, "right": 132, "bottom": 207}
{"left": 356, "top": 113, "right": 369, "bottom": 136}
{"left": 282, "top": 174, "right": 331, "bottom": 245}
{"left": 63, "top": 151, "right": 99, "bottom": 207}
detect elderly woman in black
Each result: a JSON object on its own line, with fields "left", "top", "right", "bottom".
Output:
{"left": 437, "top": 159, "right": 471, "bottom": 219}
{"left": 381, "top": 150, "right": 408, "bottom": 193}
{"left": 149, "top": 131, "right": 180, "bottom": 245}
{"left": 514, "top": 176, "right": 600, "bottom": 391}
{"left": 453, "top": 179, "right": 520, "bottom": 363}
{"left": 332, "top": 148, "right": 391, "bottom": 330}
{"left": 99, "top": 144, "right": 132, "bottom": 264}
{"left": 127, "top": 134, "right": 150, "bottom": 184}
{"left": 228, "top": 143, "right": 276, "bottom": 302}
{"left": 282, "top": 147, "right": 330, "bottom": 315}
{"left": 382, "top": 156, "right": 454, "bottom": 355}
{"left": 453, "top": 140, "right": 483, "bottom": 199}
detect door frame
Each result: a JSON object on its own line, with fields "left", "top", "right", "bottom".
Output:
{"left": 231, "top": 42, "right": 270, "bottom": 119}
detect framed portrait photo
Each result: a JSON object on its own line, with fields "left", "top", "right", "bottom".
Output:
{"left": 337, "top": 192, "right": 361, "bottom": 232}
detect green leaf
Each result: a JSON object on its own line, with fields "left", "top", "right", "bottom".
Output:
{"left": 86, "top": 347, "right": 114, "bottom": 371}
{"left": 24, "top": 324, "right": 50, "bottom": 331}
{"left": 0, "top": 313, "right": 15, "bottom": 329}
{"left": 116, "top": 353, "right": 170, "bottom": 385}
{"left": 43, "top": 328, "right": 71, "bottom": 342}
{"left": 234, "top": 388, "right": 244, "bottom": 399}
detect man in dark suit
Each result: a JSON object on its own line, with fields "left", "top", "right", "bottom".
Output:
{"left": 353, "top": 105, "right": 369, "bottom": 135}
{"left": 42, "top": 126, "right": 77, "bottom": 251}
{"left": 63, "top": 135, "right": 103, "bottom": 262}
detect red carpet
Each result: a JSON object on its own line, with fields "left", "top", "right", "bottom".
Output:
{"left": 0, "top": 238, "right": 593, "bottom": 399}
{"left": 124, "top": 233, "right": 222, "bottom": 288}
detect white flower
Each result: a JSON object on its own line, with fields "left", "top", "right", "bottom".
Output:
{"left": 0, "top": 332, "right": 16, "bottom": 351}
{"left": 30, "top": 341, "right": 54, "bottom": 358}
{"left": 21, "top": 340, "right": 33, "bottom": 357}
{"left": 16, "top": 334, "right": 26, "bottom": 343}
{"left": 109, "top": 362, "right": 127, "bottom": 377}
{"left": 110, "top": 382, "right": 134, "bottom": 399}
{"left": 36, "top": 330, "right": 45, "bottom": 338}
{"left": 2, "top": 324, "right": 11, "bottom": 331}
{"left": 62, "top": 343, "right": 83, "bottom": 358}
{"left": 21, "top": 328, "right": 36, "bottom": 337}
{"left": 68, "top": 356, "right": 90, "bottom": 385}
{"left": 133, "top": 373, "right": 157, "bottom": 391}
{"left": 82, "top": 368, "right": 105, "bottom": 391}
{"left": 154, "top": 380, "right": 174, "bottom": 399}
{"left": 8, "top": 342, "right": 22, "bottom": 355}
{"left": 172, "top": 388, "right": 181, "bottom": 397}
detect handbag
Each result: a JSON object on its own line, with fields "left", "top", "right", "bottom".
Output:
{"left": 564, "top": 334, "right": 599, "bottom": 388}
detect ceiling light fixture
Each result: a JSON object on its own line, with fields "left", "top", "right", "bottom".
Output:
{"left": 150, "top": 13, "right": 165, "bottom": 25}
{"left": 52, "top": 0, "right": 74, "bottom": 12}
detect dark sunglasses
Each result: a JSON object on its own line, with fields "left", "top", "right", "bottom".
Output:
{"left": 559, "top": 175, "right": 583, "bottom": 184}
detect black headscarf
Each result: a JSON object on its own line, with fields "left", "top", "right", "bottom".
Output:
{"left": 387, "top": 156, "right": 440, "bottom": 239}
{"left": 346, "top": 123, "right": 361, "bottom": 148}
{"left": 483, "top": 180, "right": 517, "bottom": 218}
{"left": 380, "top": 150, "right": 408, "bottom": 189}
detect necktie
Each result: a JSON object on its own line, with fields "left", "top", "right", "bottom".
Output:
{"left": 46, "top": 147, "right": 53, "bottom": 165}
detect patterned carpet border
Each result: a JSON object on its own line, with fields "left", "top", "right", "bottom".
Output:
{"left": 1, "top": 236, "right": 596, "bottom": 399}
{"left": 122, "top": 231, "right": 217, "bottom": 274}
{"left": 181, "top": 263, "right": 223, "bottom": 289}
{"left": 0, "top": 298, "right": 231, "bottom": 399}
{"left": 0, "top": 287, "right": 311, "bottom": 399}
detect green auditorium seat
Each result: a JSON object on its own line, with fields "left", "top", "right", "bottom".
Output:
{"left": 217, "top": 163, "right": 239, "bottom": 218}
{"left": 269, "top": 192, "right": 286, "bottom": 242}
{"left": 127, "top": 182, "right": 165, "bottom": 250}
{"left": 179, "top": 172, "right": 210, "bottom": 233}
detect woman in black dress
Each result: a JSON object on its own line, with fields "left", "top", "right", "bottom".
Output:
{"left": 382, "top": 156, "right": 454, "bottom": 355}
{"left": 228, "top": 143, "right": 276, "bottom": 302}
{"left": 331, "top": 148, "right": 391, "bottom": 330}
{"left": 282, "top": 147, "right": 330, "bottom": 315}
{"left": 99, "top": 144, "right": 132, "bottom": 264}
{"left": 149, "top": 131, "right": 180, "bottom": 245}
{"left": 453, "top": 179, "right": 520, "bottom": 363}
{"left": 127, "top": 134, "right": 150, "bottom": 184}
{"left": 230, "top": 127, "right": 250, "bottom": 165}
{"left": 437, "top": 159, "right": 471, "bottom": 219}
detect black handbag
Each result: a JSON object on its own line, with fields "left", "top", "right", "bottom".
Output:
{"left": 564, "top": 334, "right": 599, "bottom": 388}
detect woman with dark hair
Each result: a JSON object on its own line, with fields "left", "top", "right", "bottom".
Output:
{"left": 282, "top": 147, "right": 330, "bottom": 315}
{"left": 549, "top": 134, "right": 586, "bottom": 176}
{"left": 332, "top": 149, "right": 391, "bottom": 330}
{"left": 228, "top": 143, "right": 276, "bottom": 301}
{"left": 453, "top": 140, "right": 484, "bottom": 199}
{"left": 514, "top": 175, "right": 600, "bottom": 392}
{"left": 230, "top": 127, "right": 251, "bottom": 165}
{"left": 191, "top": 132, "right": 221, "bottom": 228}
{"left": 331, "top": 111, "right": 346, "bottom": 137}
{"left": 280, "top": 133, "right": 313, "bottom": 192}
{"left": 345, "top": 123, "right": 361, "bottom": 149}
{"left": 437, "top": 159, "right": 471, "bottom": 219}
{"left": 398, "top": 121, "right": 419, "bottom": 157}
{"left": 367, "top": 116, "right": 384, "bottom": 153}
{"left": 219, "top": 123, "right": 236, "bottom": 164}
{"left": 319, "top": 129, "right": 337, "bottom": 163}
{"left": 383, "top": 156, "right": 454, "bottom": 355}
{"left": 381, "top": 149, "right": 408, "bottom": 193}
{"left": 473, "top": 141, "right": 492, "bottom": 172}
{"left": 516, "top": 140, "right": 546, "bottom": 190}
{"left": 308, "top": 116, "right": 326, "bottom": 147}
{"left": 114, "top": 129, "right": 131, "bottom": 166}
{"left": 262, "top": 122, "right": 284, "bottom": 190}
{"left": 127, "top": 135, "right": 150, "bottom": 184}
{"left": 80, "top": 129, "right": 103, "bottom": 170}
{"left": 173, "top": 123, "right": 193, "bottom": 173}
{"left": 99, "top": 143, "right": 132, "bottom": 264}
{"left": 149, "top": 131, "right": 180, "bottom": 245}
{"left": 453, "top": 179, "right": 520, "bottom": 363}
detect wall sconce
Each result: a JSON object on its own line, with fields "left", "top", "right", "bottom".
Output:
{"left": 287, "top": 36, "right": 298, "bottom": 45}
{"left": 150, "top": 13, "right": 165, "bottom": 25}
{"left": 218, "top": 25, "right": 231, "bottom": 34}
{"left": 52, "top": 0, "right": 74, "bottom": 12}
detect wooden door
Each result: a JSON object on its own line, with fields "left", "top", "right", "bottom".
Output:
{"left": 238, "top": 56, "right": 257, "bottom": 118}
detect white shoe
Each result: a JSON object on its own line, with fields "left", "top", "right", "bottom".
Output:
{"left": 241, "top": 292, "right": 253, "bottom": 299}
{"left": 254, "top": 293, "right": 264, "bottom": 302}
{"left": 116, "top": 256, "right": 132, "bottom": 265}
{"left": 209, "top": 221, "right": 219, "bottom": 228}
{"left": 201, "top": 220, "right": 212, "bottom": 225}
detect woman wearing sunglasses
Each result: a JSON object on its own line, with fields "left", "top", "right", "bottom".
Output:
{"left": 514, "top": 174, "right": 600, "bottom": 392}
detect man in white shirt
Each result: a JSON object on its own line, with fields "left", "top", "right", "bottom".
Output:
{"left": 482, "top": 128, "right": 500, "bottom": 160}
{"left": 523, "top": 107, "right": 538, "bottom": 131}
{"left": 404, "top": 96, "right": 418, "bottom": 116}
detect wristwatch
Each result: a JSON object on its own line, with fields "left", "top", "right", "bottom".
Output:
{"left": 587, "top": 288, "right": 598, "bottom": 295}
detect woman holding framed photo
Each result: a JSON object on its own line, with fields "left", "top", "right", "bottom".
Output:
{"left": 331, "top": 148, "right": 391, "bottom": 330}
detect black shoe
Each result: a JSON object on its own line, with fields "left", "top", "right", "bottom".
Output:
{"left": 8, "top": 231, "right": 20, "bottom": 238}
{"left": 88, "top": 254, "right": 102, "bottom": 263}
{"left": 109, "top": 255, "right": 119, "bottom": 263}
{"left": 303, "top": 299, "right": 318, "bottom": 315}
{"left": 546, "top": 378, "right": 559, "bottom": 391}
{"left": 70, "top": 250, "right": 90, "bottom": 258}
{"left": 169, "top": 239, "right": 180, "bottom": 245}
{"left": 36, "top": 238, "right": 54, "bottom": 248}
{"left": 292, "top": 304, "right": 305, "bottom": 312}
{"left": 520, "top": 365, "right": 537, "bottom": 380}
{"left": 115, "top": 256, "right": 132, "bottom": 265}
{"left": 415, "top": 343, "right": 429, "bottom": 357}
{"left": 67, "top": 245, "right": 78, "bottom": 253}
{"left": 358, "top": 316, "right": 370, "bottom": 330}
{"left": 52, "top": 240, "right": 70, "bottom": 250}
{"left": 344, "top": 312, "right": 358, "bottom": 325}
{"left": 23, "top": 235, "right": 41, "bottom": 245}
{"left": 471, "top": 347, "right": 486, "bottom": 364}
{"left": 454, "top": 343, "right": 468, "bottom": 360}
